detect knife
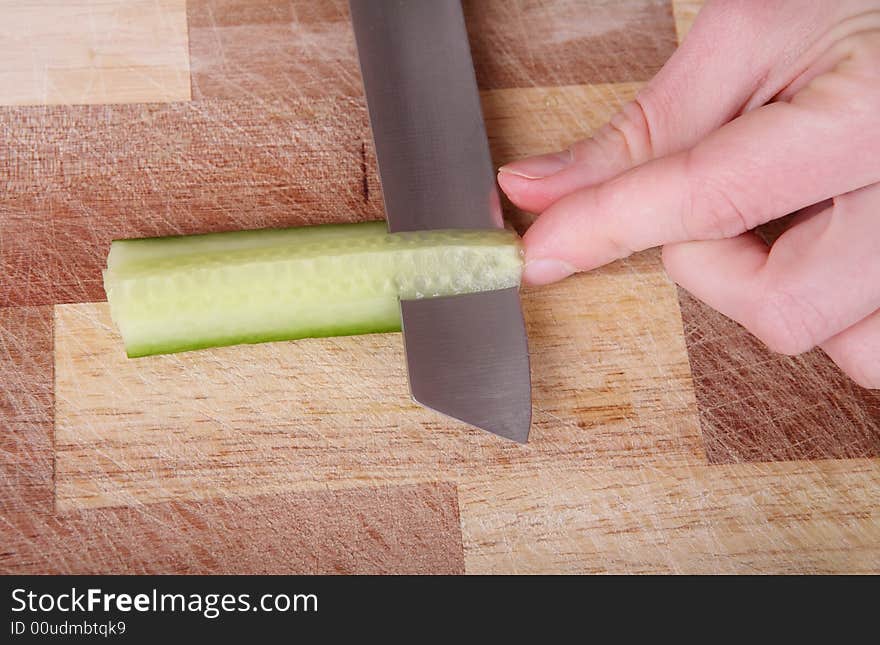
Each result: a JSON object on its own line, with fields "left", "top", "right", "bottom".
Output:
{"left": 349, "top": 0, "right": 532, "bottom": 442}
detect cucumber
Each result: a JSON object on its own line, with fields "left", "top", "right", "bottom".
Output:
{"left": 103, "top": 221, "right": 523, "bottom": 357}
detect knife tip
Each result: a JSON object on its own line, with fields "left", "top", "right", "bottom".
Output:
{"left": 410, "top": 391, "right": 532, "bottom": 443}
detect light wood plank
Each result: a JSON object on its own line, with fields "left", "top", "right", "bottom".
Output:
{"left": 672, "top": 0, "right": 703, "bottom": 43}
{"left": 0, "top": 0, "right": 190, "bottom": 106}
{"left": 460, "top": 458, "right": 880, "bottom": 573}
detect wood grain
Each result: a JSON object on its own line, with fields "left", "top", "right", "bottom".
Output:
{"left": 460, "top": 459, "right": 880, "bottom": 573}
{"left": 463, "top": 0, "right": 676, "bottom": 87}
{"left": 4, "top": 483, "right": 464, "bottom": 574}
{"left": 187, "top": 0, "right": 676, "bottom": 100}
{"left": 188, "top": 0, "right": 363, "bottom": 100}
{"left": 3, "top": 0, "right": 880, "bottom": 574}
{"left": 53, "top": 256, "right": 702, "bottom": 510}
{"left": 0, "top": 305, "right": 57, "bottom": 574}
{"left": 680, "top": 290, "right": 880, "bottom": 463}
{"left": 0, "top": 306, "right": 54, "bottom": 515}
{"left": 0, "top": 0, "right": 190, "bottom": 106}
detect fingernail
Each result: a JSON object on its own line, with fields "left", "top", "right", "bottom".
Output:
{"left": 522, "top": 258, "right": 576, "bottom": 285}
{"left": 499, "top": 150, "right": 572, "bottom": 180}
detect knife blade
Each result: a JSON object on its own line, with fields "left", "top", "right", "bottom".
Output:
{"left": 349, "top": 0, "right": 531, "bottom": 442}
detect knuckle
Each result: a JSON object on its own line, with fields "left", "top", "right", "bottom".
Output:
{"left": 748, "top": 288, "right": 823, "bottom": 355}
{"left": 592, "top": 97, "right": 655, "bottom": 167}
{"left": 568, "top": 137, "right": 597, "bottom": 163}
{"left": 682, "top": 156, "right": 751, "bottom": 240}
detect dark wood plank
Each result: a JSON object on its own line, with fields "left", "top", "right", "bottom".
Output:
{"left": 2, "top": 482, "right": 464, "bottom": 574}
{"left": 0, "top": 306, "right": 54, "bottom": 516}
{"left": 464, "top": 0, "right": 677, "bottom": 87}
{"left": 679, "top": 289, "right": 880, "bottom": 464}
{"left": 0, "top": 305, "right": 56, "bottom": 572}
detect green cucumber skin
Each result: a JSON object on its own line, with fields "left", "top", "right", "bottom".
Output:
{"left": 107, "top": 221, "right": 388, "bottom": 272}
{"left": 104, "top": 222, "right": 523, "bottom": 358}
{"left": 124, "top": 319, "right": 402, "bottom": 358}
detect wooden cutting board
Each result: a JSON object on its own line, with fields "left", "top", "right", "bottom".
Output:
{"left": 1, "top": 0, "right": 878, "bottom": 574}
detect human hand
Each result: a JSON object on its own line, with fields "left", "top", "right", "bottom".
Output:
{"left": 498, "top": 0, "right": 880, "bottom": 388}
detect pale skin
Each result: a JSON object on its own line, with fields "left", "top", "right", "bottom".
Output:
{"left": 498, "top": 0, "right": 880, "bottom": 389}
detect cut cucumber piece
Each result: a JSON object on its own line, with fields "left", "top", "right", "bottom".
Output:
{"left": 103, "top": 221, "right": 523, "bottom": 357}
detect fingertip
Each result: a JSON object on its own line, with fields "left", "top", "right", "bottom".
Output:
{"left": 497, "top": 170, "right": 549, "bottom": 214}
{"left": 522, "top": 258, "right": 576, "bottom": 286}
{"left": 498, "top": 150, "right": 572, "bottom": 180}
{"left": 520, "top": 208, "right": 559, "bottom": 262}
{"left": 496, "top": 168, "right": 528, "bottom": 200}
{"left": 497, "top": 148, "right": 577, "bottom": 213}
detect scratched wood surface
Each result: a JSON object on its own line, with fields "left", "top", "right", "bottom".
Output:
{"left": 1, "top": 0, "right": 878, "bottom": 574}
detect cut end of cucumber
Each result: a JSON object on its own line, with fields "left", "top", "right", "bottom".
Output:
{"left": 103, "top": 222, "right": 523, "bottom": 357}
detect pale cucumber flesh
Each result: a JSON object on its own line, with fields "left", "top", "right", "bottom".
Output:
{"left": 103, "top": 221, "right": 523, "bottom": 357}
